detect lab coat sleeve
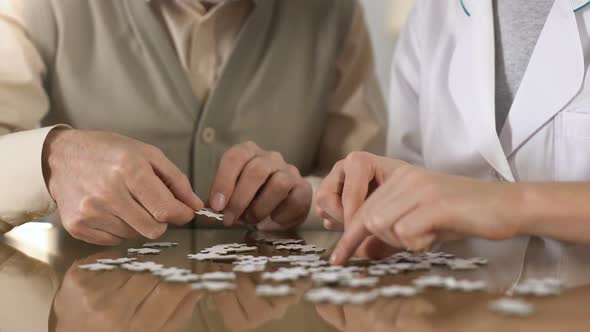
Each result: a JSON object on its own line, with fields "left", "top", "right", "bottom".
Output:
{"left": 387, "top": 3, "right": 425, "bottom": 167}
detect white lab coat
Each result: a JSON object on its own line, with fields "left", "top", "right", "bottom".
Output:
{"left": 388, "top": 0, "right": 590, "bottom": 183}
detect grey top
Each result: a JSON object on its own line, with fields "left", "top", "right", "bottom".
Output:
{"left": 494, "top": 0, "right": 554, "bottom": 133}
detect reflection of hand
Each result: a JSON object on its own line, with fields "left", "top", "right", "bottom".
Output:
{"left": 316, "top": 297, "right": 436, "bottom": 332}
{"left": 44, "top": 129, "right": 204, "bottom": 245}
{"left": 208, "top": 141, "right": 312, "bottom": 231}
{"left": 208, "top": 264, "right": 309, "bottom": 332}
{"left": 51, "top": 253, "right": 201, "bottom": 332}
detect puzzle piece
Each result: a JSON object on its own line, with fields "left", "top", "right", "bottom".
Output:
{"left": 379, "top": 285, "right": 419, "bottom": 298}
{"left": 188, "top": 253, "right": 239, "bottom": 261}
{"left": 201, "top": 272, "right": 236, "bottom": 281}
{"left": 233, "top": 263, "right": 266, "bottom": 273}
{"left": 256, "top": 285, "right": 294, "bottom": 297}
{"left": 96, "top": 257, "right": 137, "bottom": 265}
{"left": 164, "top": 273, "right": 200, "bottom": 283}
{"left": 195, "top": 208, "right": 224, "bottom": 221}
{"left": 340, "top": 277, "right": 379, "bottom": 288}
{"left": 414, "top": 275, "right": 487, "bottom": 292}
{"left": 152, "top": 267, "right": 192, "bottom": 277}
{"left": 128, "top": 248, "right": 161, "bottom": 255}
{"left": 305, "top": 288, "right": 379, "bottom": 305}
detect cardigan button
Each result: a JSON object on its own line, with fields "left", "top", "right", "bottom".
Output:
{"left": 202, "top": 127, "right": 216, "bottom": 144}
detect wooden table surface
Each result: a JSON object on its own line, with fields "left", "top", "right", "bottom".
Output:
{"left": 1, "top": 219, "right": 589, "bottom": 332}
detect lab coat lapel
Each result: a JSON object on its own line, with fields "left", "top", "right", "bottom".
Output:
{"left": 500, "top": 0, "right": 585, "bottom": 157}
{"left": 449, "top": 0, "right": 515, "bottom": 181}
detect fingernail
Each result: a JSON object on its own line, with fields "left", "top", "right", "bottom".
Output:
{"left": 330, "top": 251, "right": 340, "bottom": 265}
{"left": 223, "top": 211, "right": 234, "bottom": 227}
{"left": 211, "top": 193, "right": 226, "bottom": 211}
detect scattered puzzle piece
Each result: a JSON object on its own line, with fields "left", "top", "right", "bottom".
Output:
{"left": 128, "top": 248, "right": 161, "bottom": 255}
{"left": 256, "top": 285, "right": 294, "bottom": 297}
{"left": 96, "top": 258, "right": 137, "bottom": 265}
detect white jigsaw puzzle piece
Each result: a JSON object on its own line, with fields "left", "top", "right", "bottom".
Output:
{"left": 128, "top": 248, "right": 162, "bottom": 255}
{"left": 195, "top": 208, "right": 224, "bottom": 221}
{"left": 256, "top": 285, "right": 294, "bottom": 297}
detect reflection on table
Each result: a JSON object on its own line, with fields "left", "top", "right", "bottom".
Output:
{"left": 1, "top": 225, "right": 590, "bottom": 332}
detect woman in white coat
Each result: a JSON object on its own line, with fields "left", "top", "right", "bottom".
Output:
{"left": 317, "top": 0, "right": 590, "bottom": 264}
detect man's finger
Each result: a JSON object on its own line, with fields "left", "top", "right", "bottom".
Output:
{"left": 76, "top": 227, "right": 125, "bottom": 246}
{"left": 91, "top": 215, "right": 141, "bottom": 239}
{"left": 270, "top": 184, "right": 310, "bottom": 225}
{"left": 114, "top": 193, "right": 168, "bottom": 240}
{"left": 147, "top": 147, "right": 204, "bottom": 211}
{"left": 127, "top": 167, "right": 195, "bottom": 225}
{"left": 223, "top": 156, "right": 279, "bottom": 226}
{"left": 245, "top": 170, "right": 294, "bottom": 222}
{"left": 208, "top": 143, "right": 259, "bottom": 212}
{"left": 330, "top": 215, "right": 370, "bottom": 265}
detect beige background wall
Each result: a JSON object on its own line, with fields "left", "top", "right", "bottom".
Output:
{"left": 360, "top": 0, "right": 414, "bottom": 100}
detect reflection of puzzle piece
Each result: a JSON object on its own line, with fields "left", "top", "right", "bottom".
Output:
{"left": 195, "top": 208, "right": 224, "bottom": 221}
{"left": 191, "top": 281, "right": 236, "bottom": 292}
{"left": 78, "top": 263, "right": 117, "bottom": 271}
{"left": 96, "top": 257, "right": 136, "bottom": 265}
{"left": 188, "top": 253, "right": 239, "bottom": 261}
{"left": 121, "top": 261, "right": 163, "bottom": 272}
{"left": 489, "top": 298, "right": 534, "bottom": 317}
{"left": 164, "top": 273, "right": 200, "bottom": 283}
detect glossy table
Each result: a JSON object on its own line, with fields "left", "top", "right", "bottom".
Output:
{"left": 1, "top": 221, "right": 589, "bottom": 332}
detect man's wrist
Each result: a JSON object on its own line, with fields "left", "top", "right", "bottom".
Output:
{"left": 42, "top": 128, "right": 72, "bottom": 195}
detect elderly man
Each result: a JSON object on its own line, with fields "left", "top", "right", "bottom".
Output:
{"left": 0, "top": 0, "right": 385, "bottom": 245}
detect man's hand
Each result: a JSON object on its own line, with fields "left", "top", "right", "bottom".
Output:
{"left": 43, "top": 129, "right": 204, "bottom": 245}
{"left": 320, "top": 152, "right": 522, "bottom": 265}
{"left": 208, "top": 141, "right": 312, "bottom": 231}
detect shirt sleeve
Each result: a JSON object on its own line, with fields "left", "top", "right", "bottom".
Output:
{"left": 302, "top": 2, "right": 387, "bottom": 229}
{"left": 0, "top": 2, "right": 60, "bottom": 231}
